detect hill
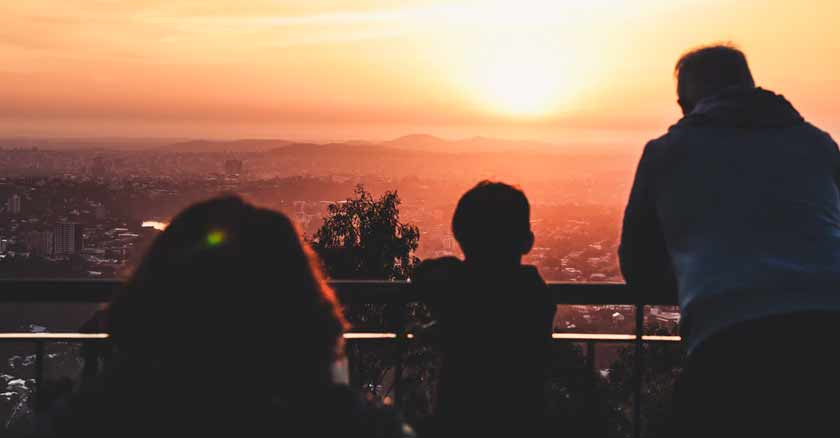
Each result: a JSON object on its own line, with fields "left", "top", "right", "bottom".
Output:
{"left": 382, "top": 134, "right": 560, "bottom": 153}
{"left": 158, "top": 139, "right": 295, "bottom": 153}
{"left": 0, "top": 137, "right": 181, "bottom": 151}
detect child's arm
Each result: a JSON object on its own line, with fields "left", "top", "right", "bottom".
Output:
{"left": 410, "top": 257, "right": 462, "bottom": 340}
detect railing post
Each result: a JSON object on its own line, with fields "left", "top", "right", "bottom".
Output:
{"left": 391, "top": 303, "right": 406, "bottom": 409}
{"left": 633, "top": 304, "right": 644, "bottom": 438}
{"left": 586, "top": 340, "right": 598, "bottom": 424}
{"left": 34, "top": 341, "right": 45, "bottom": 412}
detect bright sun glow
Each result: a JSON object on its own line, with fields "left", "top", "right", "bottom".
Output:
{"left": 474, "top": 44, "right": 571, "bottom": 117}
{"left": 476, "top": 52, "right": 569, "bottom": 117}
{"left": 455, "top": 22, "right": 580, "bottom": 118}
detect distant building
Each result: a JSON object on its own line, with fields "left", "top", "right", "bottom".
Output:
{"left": 91, "top": 156, "right": 108, "bottom": 178}
{"left": 95, "top": 204, "right": 107, "bottom": 220}
{"left": 23, "top": 230, "right": 54, "bottom": 257}
{"left": 224, "top": 159, "right": 243, "bottom": 176}
{"left": 7, "top": 194, "right": 21, "bottom": 215}
{"left": 0, "top": 239, "right": 7, "bottom": 253}
{"left": 106, "top": 247, "right": 129, "bottom": 260}
{"left": 294, "top": 211, "right": 311, "bottom": 228}
{"left": 649, "top": 307, "right": 681, "bottom": 323}
{"left": 589, "top": 273, "right": 607, "bottom": 282}
{"left": 54, "top": 223, "right": 83, "bottom": 255}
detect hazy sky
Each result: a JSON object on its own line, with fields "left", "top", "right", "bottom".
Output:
{"left": 2, "top": 0, "right": 838, "bottom": 143}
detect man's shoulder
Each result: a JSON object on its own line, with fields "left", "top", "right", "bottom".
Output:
{"left": 645, "top": 132, "right": 672, "bottom": 152}
{"left": 803, "top": 122, "right": 838, "bottom": 147}
{"left": 642, "top": 119, "right": 724, "bottom": 165}
{"left": 647, "top": 122, "right": 697, "bottom": 150}
{"left": 637, "top": 131, "right": 680, "bottom": 170}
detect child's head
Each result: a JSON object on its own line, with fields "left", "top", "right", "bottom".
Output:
{"left": 452, "top": 181, "right": 534, "bottom": 264}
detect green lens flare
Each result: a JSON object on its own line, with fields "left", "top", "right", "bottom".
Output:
{"left": 206, "top": 230, "right": 226, "bottom": 247}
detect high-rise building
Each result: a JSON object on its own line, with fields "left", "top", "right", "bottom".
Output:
{"left": 0, "top": 239, "right": 7, "bottom": 253}
{"left": 24, "top": 230, "right": 54, "bottom": 257}
{"left": 225, "top": 159, "right": 243, "bottom": 176}
{"left": 54, "top": 223, "right": 83, "bottom": 256}
{"left": 7, "top": 194, "right": 21, "bottom": 215}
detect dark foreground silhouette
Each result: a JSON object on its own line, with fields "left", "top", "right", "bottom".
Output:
{"left": 38, "top": 196, "right": 411, "bottom": 438}
{"left": 620, "top": 44, "right": 840, "bottom": 436}
{"left": 414, "top": 182, "right": 555, "bottom": 437}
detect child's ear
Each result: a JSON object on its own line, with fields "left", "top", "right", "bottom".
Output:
{"left": 521, "top": 230, "right": 535, "bottom": 255}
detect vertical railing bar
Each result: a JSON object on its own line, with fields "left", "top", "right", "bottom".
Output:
{"left": 34, "top": 340, "right": 45, "bottom": 412}
{"left": 391, "top": 303, "right": 407, "bottom": 409}
{"left": 346, "top": 339, "right": 359, "bottom": 395}
{"left": 393, "top": 335, "right": 404, "bottom": 408}
{"left": 633, "top": 303, "right": 644, "bottom": 438}
{"left": 586, "top": 340, "right": 597, "bottom": 423}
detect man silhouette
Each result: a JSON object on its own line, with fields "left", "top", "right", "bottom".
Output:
{"left": 620, "top": 44, "right": 840, "bottom": 436}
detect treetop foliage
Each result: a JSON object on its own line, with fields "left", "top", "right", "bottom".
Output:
{"left": 311, "top": 185, "right": 420, "bottom": 280}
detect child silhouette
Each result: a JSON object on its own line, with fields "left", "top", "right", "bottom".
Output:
{"left": 414, "top": 181, "right": 555, "bottom": 436}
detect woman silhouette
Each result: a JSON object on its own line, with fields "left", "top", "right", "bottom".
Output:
{"left": 42, "top": 196, "right": 410, "bottom": 438}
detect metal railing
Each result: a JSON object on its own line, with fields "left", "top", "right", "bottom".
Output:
{"left": 0, "top": 279, "right": 680, "bottom": 438}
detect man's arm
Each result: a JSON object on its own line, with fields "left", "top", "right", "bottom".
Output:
{"left": 827, "top": 134, "right": 840, "bottom": 193}
{"left": 619, "top": 141, "right": 678, "bottom": 305}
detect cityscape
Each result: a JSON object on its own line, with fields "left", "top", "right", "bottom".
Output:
{"left": 0, "top": 136, "right": 685, "bottom": 339}
{"left": 0, "top": 135, "right": 637, "bottom": 284}
{"left": 0, "top": 136, "right": 681, "bottom": 430}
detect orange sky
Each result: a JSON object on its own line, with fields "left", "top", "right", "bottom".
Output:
{"left": 1, "top": 0, "right": 838, "bottom": 144}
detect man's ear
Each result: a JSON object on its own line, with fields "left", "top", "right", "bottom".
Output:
{"left": 521, "top": 230, "right": 535, "bottom": 255}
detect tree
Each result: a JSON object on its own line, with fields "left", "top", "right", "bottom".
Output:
{"left": 309, "top": 185, "right": 430, "bottom": 419}
{"left": 311, "top": 185, "right": 419, "bottom": 280}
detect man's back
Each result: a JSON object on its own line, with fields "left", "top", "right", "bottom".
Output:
{"left": 621, "top": 44, "right": 840, "bottom": 437}
{"left": 623, "top": 86, "right": 840, "bottom": 351}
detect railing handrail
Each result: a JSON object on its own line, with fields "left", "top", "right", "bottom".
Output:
{"left": 0, "top": 279, "right": 678, "bottom": 306}
{"left": 0, "top": 279, "right": 677, "bottom": 438}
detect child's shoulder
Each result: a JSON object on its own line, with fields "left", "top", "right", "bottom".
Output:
{"left": 516, "top": 265, "right": 547, "bottom": 288}
{"left": 515, "top": 265, "right": 553, "bottom": 307}
{"left": 413, "top": 257, "right": 464, "bottom": 286}
{"left": 418, "top": 256, "right": 463, "bottom": 271}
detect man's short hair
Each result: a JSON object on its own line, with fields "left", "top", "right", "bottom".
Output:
{"left": 452, "top": 181, "right": 531, "bottom": 258}
{"left": 676, "top": 44, "right": 755, "bottom": 108}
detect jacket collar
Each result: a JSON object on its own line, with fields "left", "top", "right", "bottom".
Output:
{"left": 677, "top": 87, "right": 804, "bottom": 129}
